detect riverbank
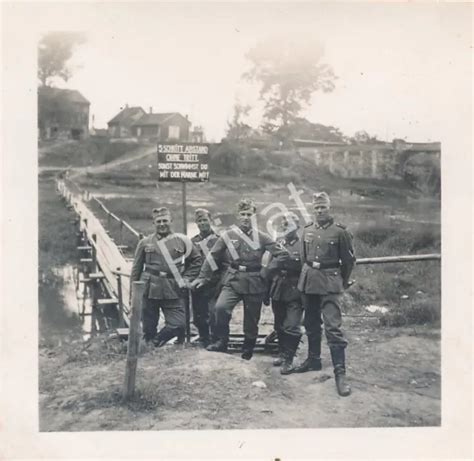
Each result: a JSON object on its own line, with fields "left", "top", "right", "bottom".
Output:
{"left": 39, "top": 324, "right": 440, "bottom": 431}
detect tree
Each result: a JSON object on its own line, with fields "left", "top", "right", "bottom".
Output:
{"left": 352, "top": 130, "right": 380, "bottom": 144}
{"left": 226, "top": 101, "right": 253, "bottom": 141}
{"left": 276, "top": 117, "right": 346, "bottom": 143}
{"left": 38, "top": 32, "right": 86, "bottom": 87}
{"left": 243, "top": 36, "right": 336, "bottom": 136}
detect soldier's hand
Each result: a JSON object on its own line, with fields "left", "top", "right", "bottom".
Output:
{"left": 177, "top": 278, "right": 191, "bottom": 289}
{"left": 190, "top": 278, "right": 206, "bottom": 290}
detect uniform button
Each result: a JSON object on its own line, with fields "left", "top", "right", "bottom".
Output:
{"left": 315, "top": 256, "right": 319, "bottom": 260}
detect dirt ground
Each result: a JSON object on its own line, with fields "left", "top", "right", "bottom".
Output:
{"left": 38, "top": 144, "right": 441, "bottom": 432}
{"left": 39, "top": 323, "right": 440, "bottom": 431}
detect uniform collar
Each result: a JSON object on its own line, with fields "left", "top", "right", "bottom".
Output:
{"left": 238, "top": 225, "right": 254, "bottom": 236}
{"left": 154, "top": 231, "right": 171, "bottom": 241}
{"left": 315, "top": 217, "right": 334, "bottom": 230}
{"left": 199, "top": 229, "right": 214, "bottom": 239}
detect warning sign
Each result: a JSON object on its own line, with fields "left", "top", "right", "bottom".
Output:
{"left": 157, "top": 142, "right": 210, "bottom": 182}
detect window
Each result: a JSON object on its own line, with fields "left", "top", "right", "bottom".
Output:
{"left": 168, "top": 125, "right": 180, "bottom": 139}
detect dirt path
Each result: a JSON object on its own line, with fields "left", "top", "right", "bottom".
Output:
{"left": 39, "top": 325, "right": 440, "bottom": 431}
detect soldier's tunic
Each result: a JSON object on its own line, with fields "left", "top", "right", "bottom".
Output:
{"left": 267, "top": 235, "right": 304, "bottom": 337}
{"left": 190, "top": 230, "right": 222, "bottom": 339}
{"left": 297, "top": 217, "right": 355, "bottom": 347}
{"left": 131, "top": 232, "right": 202, "bottom": 341}
{"left": 199, "top": 226, "right": 288, "bottom": 341}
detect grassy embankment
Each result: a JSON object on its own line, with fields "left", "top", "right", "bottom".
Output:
{"left": 71, "top": 146, "right": 441, "bottom": 327}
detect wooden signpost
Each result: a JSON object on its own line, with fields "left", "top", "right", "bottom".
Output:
{"left": 157, "top": 142, "right": 210, "bottom": 343}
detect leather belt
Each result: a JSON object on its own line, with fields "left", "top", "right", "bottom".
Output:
{"left": 278, "top": 269, "right": 300, "bottom": 277}
{"left": 145, "top": 268, "right": 173, "bottom": 278}
{"left": 305, "top": 259, "right": 341, "bottom": 270}
{"left": 229, "top": 262, "right": 262, "bottom": 272}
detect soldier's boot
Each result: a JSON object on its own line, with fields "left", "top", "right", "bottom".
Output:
{"left": 330, "top": 346, "right": 351, "bottom": 397}
{"left": 206, "top": 338, "right": 228, "bottom": 353}
{"left": 293, "top": 335, "right": 322, "bottom": 373}
{"left": 196, "top": 325, "right": 210, "bottom": 347}
{"left": 241, "top": 337, "right": 257, "bottom": 360}
{"left": 280, "top": 333, "right": 301, "bottom": 375}
{"left": 272, "top": 331, "right": 285, "bottom": 366}
{"left": 153, "top": 327, "right": 179, "bottom": 347}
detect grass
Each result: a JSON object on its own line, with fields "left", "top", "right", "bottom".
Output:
{"left": 39, "top": 138, "right": 143, "bottom": 168}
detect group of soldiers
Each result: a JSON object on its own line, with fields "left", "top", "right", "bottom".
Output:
{"left": 130, "top": 191, "right": 355, "bottom": 397}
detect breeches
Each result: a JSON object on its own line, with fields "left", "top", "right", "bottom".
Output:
{"left": 142, "top": 297, "right": 185, "bottom": 340}
{"left": 271, "top": 299, "right": 303, "bottom": 337}
{"left": 191, "top": 290, "right": 217, "bottom": 334}
{"left": 301, "top": 293, "right": 347, "bottom": 348}
{"left": 214, "top": 286, "right": 263, "bottom": 340}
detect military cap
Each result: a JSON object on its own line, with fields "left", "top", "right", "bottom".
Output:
{"left": 237, "top": 198, "right": 257, "bottom": 213}
{"left": 195, "top": 208, "right": 211, "bottom": 219}
{"left": 152, "top": 207, "right": 171, "bottom": 218}
{"left": 312, "top": 191, "right": 331, "bottom": 207}
{"left": 283, "top": 211, "right": 300, "bottom": 226}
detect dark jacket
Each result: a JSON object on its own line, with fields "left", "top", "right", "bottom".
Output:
{"left": 267, "top": 235, "right": 302, "bottom": 303}
{"left": 199, "top": 226, "right": 289, "bottom": 295}
{"left": 297, "top": 218, "right": 355, "bottom": 295}
{"left": 131, "top": 232, "right": 202, "bottom": 300}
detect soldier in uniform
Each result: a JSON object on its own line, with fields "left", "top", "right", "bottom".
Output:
{"left": 190, "top": 208, "right": 222, "bottom": 347}
{"left": 130, "top": 207, "right": 202, "bottom": 346}
{"left": 295, "top": 192, "right": 355, "bottom": 397}
{"left": 191, "top": 198, "right": 289, "bottom": 360}
{"left": 265, "top": 211, "right": 304, "bottom": 374}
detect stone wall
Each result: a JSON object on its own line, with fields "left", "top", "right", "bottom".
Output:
{"left": 297, "top": 143, "right": 440, "bottom": 180}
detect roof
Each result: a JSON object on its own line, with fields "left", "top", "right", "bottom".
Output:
{"left": 394, "top": 142, "right": 441, "bottom": 153}
{"left": 107, "top": 106, "right": 146, "bottom": 126}
{"left": 293, "top": 138, "right": 348, "bottom": 147}
{"left": 38, "top": 86, "right": 89, "bottom": 104}
{"left": 132, "top": 112, "right": 190, "bottom": 127}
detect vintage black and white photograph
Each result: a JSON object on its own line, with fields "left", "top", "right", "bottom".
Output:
{"left": 1, "top": 1, "right": 473, "bottom": 458}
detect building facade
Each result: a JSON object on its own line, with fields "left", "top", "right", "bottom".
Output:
{"left": 38, "top": 87, "right": 90, "bottom": 140}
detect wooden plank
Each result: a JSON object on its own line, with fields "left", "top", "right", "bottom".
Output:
{"left": 97, "top": 298, "right": 118, "bottom": 305}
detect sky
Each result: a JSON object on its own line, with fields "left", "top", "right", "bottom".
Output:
{"left": 36, "top": 2, "right": 471, "bottom": 142}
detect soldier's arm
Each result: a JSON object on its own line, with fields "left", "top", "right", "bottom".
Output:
{"left": 182, "top": 239, "right": 203, "bottom": 281}
{"left": 339, "top": 229, "right": 356, "bottom": 288}
{"left": 261, "top": 232, "right": 289, "bottom": 265}
{"left": 130, "top": 238, "right": 146, "bottom": 282}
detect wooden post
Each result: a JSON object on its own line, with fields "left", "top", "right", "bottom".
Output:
{"left": 91, "top": 234, "right": 98, "bottom": 273}
{"left": 116, "top": 267, "right": 125, "bottom": 327}
{"left": 181, "top": 180, "right": 187, "bottom": 235}
{"left": 123, "top": 281, "right": 145, "bottom": 401}
{"left": 185, "top": 289, "right": 192, "bottom": 343}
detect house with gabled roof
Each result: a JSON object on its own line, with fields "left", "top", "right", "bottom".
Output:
{"left": 131, "top": 111, "right": 191, "bottom": 141}
{"left": 38, "top": 86, "right": 90, "bottom": 140}
{"left": 107, "top": 105, "right": 146, "bottom": 138}
{"left": 107, "top": 106, "right": 192, "bottom": 141}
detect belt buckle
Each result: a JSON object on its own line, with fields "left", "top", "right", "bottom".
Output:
{"left": 312, "top": 262, "right": 320, "bottom": 269}
{"left": 238, "top": 265, "right": 247, "bottom": 272}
